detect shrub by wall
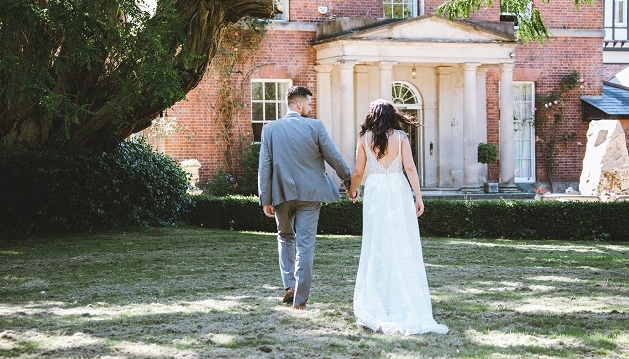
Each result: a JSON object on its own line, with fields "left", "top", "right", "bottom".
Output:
{"left": 187, "top": 196, "right": 629, "bottom": 241}
{"left": 0, "top": 140, "right": 191, "bottom": 235}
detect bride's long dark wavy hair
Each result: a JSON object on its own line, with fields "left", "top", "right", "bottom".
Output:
{"left": 359, "top": 99, "right": 420, "bottom": 159}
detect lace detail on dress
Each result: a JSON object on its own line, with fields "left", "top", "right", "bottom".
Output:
{"left": 365, "top": 131, "right": 403, "bottom": 175}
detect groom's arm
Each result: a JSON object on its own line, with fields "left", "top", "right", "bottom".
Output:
{"left": 258, "top": 128, "right": 273, "bottom": 206}
{"left": 315, "top": 121, "right": 351, "bottom": 186}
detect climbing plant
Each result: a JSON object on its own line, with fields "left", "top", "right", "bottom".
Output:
{"left": 208, "top": 18, "right": 270, "bottom": 176}
{"left": 535, "top": 71, "right": 586, "bottom": 191}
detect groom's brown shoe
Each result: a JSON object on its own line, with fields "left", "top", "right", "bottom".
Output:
{"left": 282, "top": 287, "right": 294, "bottom": 304}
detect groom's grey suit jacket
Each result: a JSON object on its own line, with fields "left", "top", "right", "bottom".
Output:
{"left": 258, "top": 112, "right": 351, "bottom": 207}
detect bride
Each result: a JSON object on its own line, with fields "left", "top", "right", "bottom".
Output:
{"left": 347, "top": 99, "right": 448, "bottom": 336}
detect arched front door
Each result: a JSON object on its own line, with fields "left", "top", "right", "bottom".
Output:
{"left": 392, "top": 81, "right": 424, "bottom": 186}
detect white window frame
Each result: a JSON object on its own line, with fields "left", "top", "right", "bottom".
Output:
{"left": 251, "top": 79, "right": 292, "bottom": 141}
{"left": 513, "top": 81, "right": 536, "bottom": 183}
{"left": 273, "top": 0, "right": 289, "bottom": 22}
{"left": 615, "top": 0, "right": 627, "bottom": 26}
{"left": 383, "top": 0, "right": 417, "bottom": 19}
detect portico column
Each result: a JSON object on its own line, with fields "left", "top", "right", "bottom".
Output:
{"left": 314, "top": 64, "right": 334, "bottom": 136}
{"left": 436, "top": 66, "right": 453, "bottom": 187}
{"left": 315, "top": 64, "right": 340, "bottom": 188}
{"left": 339, "top": 61, "right": 357, "bottom": 175}
{"left": 379, "top": 61, "right": 395, "bottom": 101}
{"left": 499, "top": 63, "right": 519, "bottom": 192}
{"left": 477, "top": 67, "right": 489, "bottom": 183}
{"left": 461, "top": 62, "right": 481, "bottom": 193}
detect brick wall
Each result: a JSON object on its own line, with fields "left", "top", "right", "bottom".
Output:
{"left": 513, "top": 37, "right": 604, "bottom": 182}
{"left": 534, "top": 0, "right": 602, "bottom": 30}
{"left": 161, "top": 29, "right": 317, "bottom": 186}
{"left": 289, "top": 0, "right": 383, "bottom": 21}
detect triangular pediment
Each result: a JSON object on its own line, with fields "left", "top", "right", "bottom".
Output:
{"left": 314, "top": 15, "right": 516, "bottom": 45}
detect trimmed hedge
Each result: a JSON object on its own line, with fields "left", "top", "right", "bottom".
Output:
{"left": 188, "top": 196, "right": 629, "bottom": 241}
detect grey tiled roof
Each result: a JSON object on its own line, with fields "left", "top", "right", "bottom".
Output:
{"left": 581, "top": 82, "right": 629, "bottom": 118}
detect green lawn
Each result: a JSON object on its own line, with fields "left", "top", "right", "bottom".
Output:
{"left": 1, "top": 227, "right": 628, "bottom": 358}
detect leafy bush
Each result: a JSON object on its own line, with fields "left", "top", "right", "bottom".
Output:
{"left": 0, "top": 139, "right": 191, "bottom": 234}
{"left": 237, "top": 142, "right": 260, "bottom": 195}
{"left": 204, "top": 169, "right": 238, "bottom": 196}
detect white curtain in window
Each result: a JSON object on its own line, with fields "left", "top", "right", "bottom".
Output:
{"left": 513, "top": 83, "right": 535, "bottom": 181}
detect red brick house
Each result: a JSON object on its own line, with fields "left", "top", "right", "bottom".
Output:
{"left": 143, "top": 0, "right": 629, "bottom": 194}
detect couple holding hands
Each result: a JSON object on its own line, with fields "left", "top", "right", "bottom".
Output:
{"left": 258, "top": 86, "right": 448, "bottom": 335}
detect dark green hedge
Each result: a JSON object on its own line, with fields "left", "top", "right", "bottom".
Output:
{"left": 0, "top": 140, "right": 191, "bottom": 235}
{"left": 188, "top": 196, "right": 629, "bottom": 241}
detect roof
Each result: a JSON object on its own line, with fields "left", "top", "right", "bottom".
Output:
{"left": 312, "top": 14, "right": 517, "bottom": 45}
{"left": 581, "top": 82, "right": 629, "bottom": 120}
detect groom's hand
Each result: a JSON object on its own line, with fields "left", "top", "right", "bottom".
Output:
{"left": 263, "top": 205, "right": 275, "bottom": 218}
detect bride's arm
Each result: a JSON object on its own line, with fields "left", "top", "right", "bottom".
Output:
{"left": 349, "top": 135, "right": 366, "bottom": 202}
{"left": 401, "top": 132, "right": 424, "bottom": 217}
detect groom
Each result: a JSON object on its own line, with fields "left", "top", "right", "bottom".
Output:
{"left": 258, "top": 86, "right": 352, "bottom": 309}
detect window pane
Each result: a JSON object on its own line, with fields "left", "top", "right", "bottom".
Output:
{"left": 264, "top": 82, "right": 276, "bottom": 101}
{"left": 384, "top": 5, "right": 393, "bottom": 18}
{"left": 252, "top": 82, "right": 262, "bottom": 101}
{"left": 252, "top": 123, "right": 264, "bottom": 142}
{"left": 278, "top": 82, "right": 288, "bottom": 101}
{"left": 273, "top": 0, "right": 286, "bottom": 21}
{"left": 265, "top": 102, "right": 277, "bottom": 120}
{"left": 252, "top": 102, "right": 264, "bottom": 121}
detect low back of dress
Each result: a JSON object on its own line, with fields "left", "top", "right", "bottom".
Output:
{"left": 365, "top": 130, "right": 403, "bottom": 175}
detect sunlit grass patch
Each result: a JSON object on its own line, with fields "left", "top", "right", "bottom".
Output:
{"left": 0, "top": 227, "right": 628, "bottom": 358}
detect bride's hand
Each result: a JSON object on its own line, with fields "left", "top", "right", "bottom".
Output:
{"left": 415, "top": 199, "right": 424, "bottom": 217}
{"left": 348, "top": 189, "right": 359, "bottom": 203}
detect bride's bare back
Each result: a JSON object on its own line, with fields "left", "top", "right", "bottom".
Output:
{"left": 366, "top": 130, "right": 402, "bottom": 169}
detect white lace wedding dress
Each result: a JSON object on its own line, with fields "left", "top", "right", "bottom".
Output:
{"left": 353, "top": 131, "right": 449, "bottom": 335}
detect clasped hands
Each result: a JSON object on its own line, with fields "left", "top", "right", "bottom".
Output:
{"left": 347, "top": 189, "right": 360, "bottom": 203}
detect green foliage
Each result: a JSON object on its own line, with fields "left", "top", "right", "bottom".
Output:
{"left": 204, "top": 169, "right": 238, "bottom": 196}
{"left": 435, "top": 0, "right": 594, "bottom": 43}
{"left": 0, "top": 0, "right": 187, "bottom": 148}
{"left": 0, "top": 1, "right": 272, "bottom": 150}
{"left": 0, "top": 139, "right": 191, "bottom": 234}
{"left": 187, "top": 196, "right": 629, "bottom": 241}
{"left": 477, "top": 142, "right": 498, "bottom": 164}
{"left": 237, "top": 142, "right": 261, "bottom": 195}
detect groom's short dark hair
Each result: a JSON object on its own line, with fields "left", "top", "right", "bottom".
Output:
{"left": 286, "top": 86, "right": 312, "bottom": 106}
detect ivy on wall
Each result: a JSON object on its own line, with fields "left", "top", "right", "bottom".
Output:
{"left": 535, "top": 71, "right": 586, "bottom": 191}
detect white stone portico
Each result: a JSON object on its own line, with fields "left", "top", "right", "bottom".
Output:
{"left": 312, "top": 15, "right": 518, "bottom": 192}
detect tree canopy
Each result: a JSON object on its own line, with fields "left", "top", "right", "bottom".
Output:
{"left": 0, "top": 0, "right": 273, "bottom": 150}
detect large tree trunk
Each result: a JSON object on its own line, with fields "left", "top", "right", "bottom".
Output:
{"left": 0, "top": 0, "right": 273, "bottom": 150}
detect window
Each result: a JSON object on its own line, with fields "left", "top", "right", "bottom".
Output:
{"left": 604, "top": 0, "right": 628, "bottom": 43}
{"left": 500, "top": 0, "right": 532, "bottom": 27}
{"left": 392, "top": 81, "right": 424, "bottom": 185}
{"left": 615, "top": 0, "right": 626, "bottom": 25}
{"left": 273, "top": 0, "right": 288, "bottom": 22}
{"left": 513, "top": 82, "right": 535, "bottom": 183}
{"left": 251, "top": 80, "right": 291, "bottom": 141}
{"left": 383, "top": 0, "right": 416, "bottom": 19}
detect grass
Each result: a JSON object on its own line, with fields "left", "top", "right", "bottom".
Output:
{"left": 1, "top": 226, "right": 628, "bottom": 358}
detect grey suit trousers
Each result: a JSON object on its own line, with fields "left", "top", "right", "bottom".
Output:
{"left": 274, "top": 200, "right": 322, "bottom": 306}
